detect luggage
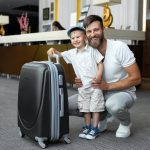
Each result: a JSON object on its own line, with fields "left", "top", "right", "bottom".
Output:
{"left": 18, "top": 58, "right": 70, "bottom": 148}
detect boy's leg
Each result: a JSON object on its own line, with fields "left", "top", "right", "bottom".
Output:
{"left": 78, "top": 88, "right": 91, "bottom": 138}
{"left": 93, "top": 112, "right": 100, "bottom": 128}
{"left": 79, "top": 112, "right": 91, "bottom": 139}
{"left": 86, "top": 112, "right": 100, "bottom": 140}
{"left": 88, "top": 89, "right": 106, "bottom": 137}
{"left": 84, "top": 112, "right": 91, "bottom": 126}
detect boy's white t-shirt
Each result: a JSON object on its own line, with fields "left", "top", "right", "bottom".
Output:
{"left": 61, "top": 45, "right": 104, "bottom": 88}
{"left": 103, "top": 39, "right": 136, "bottom": 92}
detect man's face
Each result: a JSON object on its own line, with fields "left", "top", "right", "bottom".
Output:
{"left": 85, "top": 21, "right": 104, "bottom": 49}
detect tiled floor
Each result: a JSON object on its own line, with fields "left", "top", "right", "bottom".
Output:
{"left": 0, "top": 76, "right": 150, "bottom": 150}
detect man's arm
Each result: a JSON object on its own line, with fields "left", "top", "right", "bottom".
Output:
{"left": 92, "top": 63, "right": 141, "bottom": 90}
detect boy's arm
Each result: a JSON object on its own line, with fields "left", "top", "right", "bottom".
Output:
{"left": 93, "top": 62, "right": 103, "bottom": 83}
{"left": 47, "top": 47, "right": 62, "bottom": 56}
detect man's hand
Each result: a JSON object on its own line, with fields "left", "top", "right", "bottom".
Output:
{"left": 75, "top": 77, "right": 83, "bottom": 88}
{"left": 91, "top": 80, "right": 109, "bottom": 90}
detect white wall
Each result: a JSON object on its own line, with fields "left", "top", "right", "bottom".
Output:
{"left": 39, "top": 0, "right": 140, "bottom": 32}
{"left": 39, "top": 0, "right": 55, "bottom": 32}
{"left": 87, "top": 0, "right": 139, "bottom": 30}
{"left": 58, "top": 0, "right": 76, "bottom": 29}
{"left": 39, "top": 0, "right": 76, "bottom": 31}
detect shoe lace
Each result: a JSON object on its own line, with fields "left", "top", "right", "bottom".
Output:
{"left": 82, "top": 125, "right": 91, "bottom": 134}
{"left": 83, "top": 128, "right": 89, "bottom": 133}
{"left": 89, "top": 129, "right": 96, "bottom": 135}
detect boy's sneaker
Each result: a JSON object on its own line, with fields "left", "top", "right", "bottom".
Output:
{"left": 79, "top": 125, "right": 91, "bottom": 139}
{"left": 86, "top": 127, "right": 100, "bottom": 140}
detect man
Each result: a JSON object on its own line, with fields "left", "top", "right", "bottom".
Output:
{"left": 70, "top": 15, "right": 141, "bottom": 138}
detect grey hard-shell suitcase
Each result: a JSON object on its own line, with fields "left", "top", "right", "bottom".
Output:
{"left": 18, "top": 59, "right": 70, "bottom": 148}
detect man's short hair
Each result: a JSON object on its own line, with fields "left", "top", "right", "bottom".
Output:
{"left": 83, "top": 15, "right": 103, "bottom": 29}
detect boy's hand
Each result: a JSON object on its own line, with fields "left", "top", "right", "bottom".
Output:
{"left": 47, "top": 48, "right": 56, "bottom": 56}
{"left": 92, "top": 76, "right": 102, "bottom": 83}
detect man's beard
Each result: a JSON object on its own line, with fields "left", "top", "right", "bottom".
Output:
{"left": 88, "top": 33, "right": 104, "bottom": 49}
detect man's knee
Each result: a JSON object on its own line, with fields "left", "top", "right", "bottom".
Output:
{"left": 105, "top": 101, "right": 120, "bottom": 115}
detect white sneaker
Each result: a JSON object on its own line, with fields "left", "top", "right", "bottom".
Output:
{"left": 116, "top": 123, "right": 132, "bottom": 138}
{"left": 79, "top": 125, "right": 91, "bottom": 139}
{"left": 85, "top": 127, "right": 100, "bottom": 140}
{"left": 98, "top": 119, "right": 107, "bottom": 132}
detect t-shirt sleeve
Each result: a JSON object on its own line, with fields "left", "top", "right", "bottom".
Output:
{"left": 116, "top": 42, "right": 135, "bottom": 67}
{"left": 61, "top": 50, "right": 72, "bottom": 64}
{"left": 93, "top": 49, "right": 104, "bottom": 64}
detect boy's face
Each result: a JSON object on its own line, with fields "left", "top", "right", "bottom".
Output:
{"left": 70, "top": 30, "right": 86, "bottom": 49}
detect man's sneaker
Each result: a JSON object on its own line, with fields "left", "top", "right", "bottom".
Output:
{"left": 98, "top": 119, "right": 107, "bottom": 132}
{"left": 86, "top": 127, "right": 100, "bottom": 140}
{"left": 79, "top": 125, "right": 91, "bottom": 139}
{"left": 116, "top": 123, "right": 132, "bottom": 138}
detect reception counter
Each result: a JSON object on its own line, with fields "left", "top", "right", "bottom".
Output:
{"left": 0, "top": 29, "right": 145, "bottom": 84}
{"left": 0, "top": 44, "right": 76, "bottom": 84}
{"left": 0, "top": 29, "right": 145, "bottom": 44}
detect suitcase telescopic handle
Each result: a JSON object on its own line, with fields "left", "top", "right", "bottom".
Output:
{"left": 48, "top": 54, "right": 62, "bottom": 64}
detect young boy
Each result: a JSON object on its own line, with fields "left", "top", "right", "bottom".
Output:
{"left": 47, "top": 26, "right": 105, "bottom": 140}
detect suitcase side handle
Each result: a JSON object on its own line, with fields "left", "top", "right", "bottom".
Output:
{"left": 48, "top": 54, "right": 62, "bottom": 64}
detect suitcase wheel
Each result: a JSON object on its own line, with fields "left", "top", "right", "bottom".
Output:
{"left": 35, "top": 137, "right": 47, "bottom": 149}
{"left": 63, "top": 134, "right": 71, "bottom": 144}
{"left": 38, "top": 141, "right": 46, "bottom": 149}
{"left": 19, "top": 129, "right": 25, "bottom": 138}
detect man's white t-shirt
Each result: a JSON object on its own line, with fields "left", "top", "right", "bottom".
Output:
{"left": 103, "top": 39, "right": 136, "bottom": 92}
{"left": 62, "top": 45, "right": 104, "bottom": 88}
